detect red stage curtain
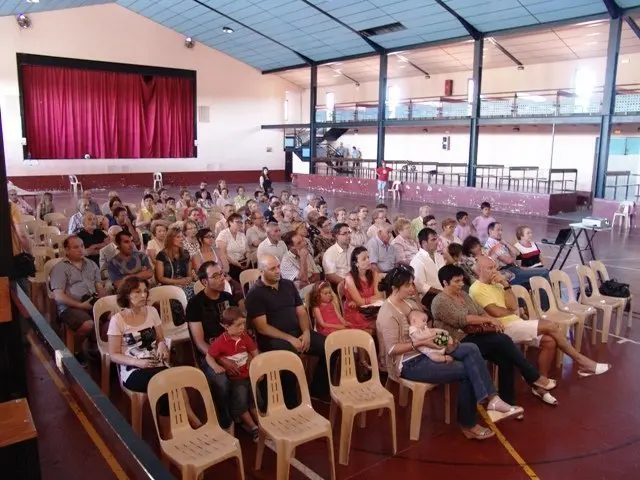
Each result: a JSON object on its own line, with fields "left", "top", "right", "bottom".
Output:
{"left": 21, "top": 65, "right": 194, "bottom": 159}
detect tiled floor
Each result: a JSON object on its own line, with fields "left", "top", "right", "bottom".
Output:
{"left": 20, "top": 181, "right": 640, "bottom": 479}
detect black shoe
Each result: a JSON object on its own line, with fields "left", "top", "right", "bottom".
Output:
{"left": 74, "top": 352, "right": 88, "bottom": 368}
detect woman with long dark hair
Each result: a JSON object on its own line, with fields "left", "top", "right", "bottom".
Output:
{"left": 259, "top": 167, "right": 272, "bottom": 194}
{"left": 343, "top": 246, "right": 384, "bottom": 331}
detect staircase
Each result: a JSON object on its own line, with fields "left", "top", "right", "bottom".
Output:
{"left": 322, "top": 127, "right": 348, "bottom": 142}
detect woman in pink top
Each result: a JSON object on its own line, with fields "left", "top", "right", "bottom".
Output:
{"left": 343, "top": 247, "right": 383, "bottom": 331}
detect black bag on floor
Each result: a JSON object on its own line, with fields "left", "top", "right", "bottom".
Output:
{"left": 599, "top": 279, "right": 630, "bottom": 298}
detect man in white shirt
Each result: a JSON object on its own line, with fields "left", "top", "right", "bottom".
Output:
{"left": 410, "top": 227, "right": 446, "bottom": 317}
{"left": 322, "top": 223, "right": 353, "bottom": 287}
{"left": 257, "top": 222, "right": 287, "bottom": 261}
{"left": 280, "top": 231, "right": 321, "bottom": 289}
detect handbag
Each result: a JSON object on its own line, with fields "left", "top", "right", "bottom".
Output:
{"left": 358, "top": 305, "right": 381, "bottom": 319}
{"left": 599, "top": 279, "right": 630, "bottom": 298}
{"left": 10, "top": 222, "right": 35, "bottom": 280}
{"left": 463, "top": 322, "right": 501, "bottom": 335}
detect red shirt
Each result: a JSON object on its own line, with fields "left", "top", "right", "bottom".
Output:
{"left": 376, "top": 166, "right": 392, "bottom": 181}
{"left": 208, "top": 332, "right": 257, "bottom": 379}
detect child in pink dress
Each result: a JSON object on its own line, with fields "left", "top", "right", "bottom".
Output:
{"left": 310, "top": 281, "right": 348, "bottom": 335}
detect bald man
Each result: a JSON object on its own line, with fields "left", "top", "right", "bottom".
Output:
{"left": 245, "top": 254, "right": 330, "bottom": 405}
{"left": 470, "top": 256, "right": 610, "bottom": 378}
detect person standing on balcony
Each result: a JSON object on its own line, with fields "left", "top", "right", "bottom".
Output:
{"left": 376, "top": 161, "right": 393, "bottom": 200}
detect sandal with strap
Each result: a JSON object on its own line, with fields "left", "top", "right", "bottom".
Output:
{"left": 578, "top": 363, "right": 611, "bottom": 378}
{"left": 462, "top": 426, "right": 495, "bottom": 441}
{"left": 532, "top": 378, "right": 557, "bottom": 391}
{"left": 532, "top": 387, "right": 558, "bottom": 406}
{"left": 486, "top": 397, "right": 524, "bottom": 424}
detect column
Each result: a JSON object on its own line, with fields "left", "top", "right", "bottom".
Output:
{"left": 468, "top": 36, "right": 484, "bottom": 188}
{"left": 594, "top": 16, "right": 623, "bottom": 198}
{"left": 376, "top": 53, "right": 388, "bottom": 166}
{"left": 308, "top": 64, "right": 318, "bottom": 174}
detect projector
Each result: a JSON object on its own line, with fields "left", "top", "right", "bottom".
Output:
{"left": 581, "top": 217, "right": 610, "bottom": 228}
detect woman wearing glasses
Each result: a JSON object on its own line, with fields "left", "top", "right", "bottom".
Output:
{"left": 377, "top": 265, "right": 523, "bottom": 441}
{"left": 192, "top": 227, "right": 221, "bottom": 271}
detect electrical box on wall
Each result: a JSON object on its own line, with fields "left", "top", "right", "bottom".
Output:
{"left": 442, "top": 136, "right": 451, "bottom": 150}
{"left": 444, "top": 79, "right": 453, "bottom": 96}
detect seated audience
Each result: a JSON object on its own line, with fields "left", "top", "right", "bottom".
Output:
{"left": 472, "top": 201, "right": 496, "bottom": 244}
{"left": 36, "top": 192, "right": 55, "bottom": 221}
{"left": 107, "top": 231, "right": 154, "bottom": 290}
{"left": 433, "top": 264, "right": 558, "bottom": 406}
{"left": 101, "top": 191, "right": 119, "bottom": 215}
{"left": 391, "top": 217, "right": 419, "bottom": 265}
{"left": 455, "top": 211, "right": 475, "bottom": 241}
{"left": 111, "top": 206, "right": 141, "bottom": 248}
{"left": 280, "top": 231, "right": 321, "bottom": 290}
{"left": 264, "top": 201, "right": 283, "bottom": 224}
{"left": 410, "top": 227, "right": 446, "bottom": 315}
{"left": 376, "top": 265, "right": 522, "bottom": 440}
{"left": 135, "top": 194, "right": 155, "bottom": 242}
{"left": 216, "top": 188, "right": 234, "bottom": 208}
{"left": 107, "top": 277, "right": 171, "bottom": 436}
{"left": 175, "top": 189, "right": 191, "bottom": 210}
{"left": 306, "top": 210, "right": 321, "bottom": 242}
{"left": 366, "top": 223, "right": 396, "bottom": 273}
{"left": 245, "top": 255, "right": 330, "bottom": 406}
{"left": 343, "top": 247, "right": 383, "bottom": 331}
{"left": 322, "top": 223, "right": 353, "bottom": 287}
{"left": 317, "top": 200, "right": 329, "bottom": 217}
{"left": 68, "top": 198, "right": 91, "bottom": 234}
{"left": 82, "top": 190, "right": 102, "bottom": 216}
{"left": 146, "top": 221, "right": 168, "bottom": 262}
{"left": 514, "top": 225, "right": 545, "bottom": 268}
{"left": 182, "top": 219, "right": 201, "bottom": 257}
{"left": 155, "top": 188, "right": 169, "bottom": 212}
{"left": 186, "top": 261, "right": 240, "bottom": 430}
{"left": 214, "top": 180, "right": 228, "bottom": 199}
{"left": 447, "top": 243, "right": 475, "bottom": 289}
{"left": 245, "top": 211, "right": 267, "bottom": 261}
{"left": 195, "top": 182, "right": 212, "bottom": 201}
{"left": 470, "top": 256, "right": 610, "bottom": 379}
{"left": 291, "top": 220, "right": 314, "bottom": 256}
{"left": 422, "top": 215, "right": 438, "bottom": 230}
{"left": 303, "top": 195, "right": 317, "bottom": 219}
{"left": 356, "top": 205, "right": 369, "bottom": 227}
{"left": 164, "top": 197, "right": 177, "bottom": 223}
{"left": 99, "top": 226, "right": 123, "bottom": 280}
{"left": 438, "top": 217, "right": 462, "bottom": 257}
{"left": 333, "top": 207, "right": 347, "bottom": 225}
{"left": 367, "top": 208, "right": 387, "bottom": 238}
{"left": 485, "top": 222, "right": 549, "bottom": 287}
{"left": 279, "top": 204, "right": 295, "bottom": 234}
{"left": 216, "top": 213, "right": 248, "bottom": 281}
{"left": 106, "top": 196, "right": 135, "bottom": 226}
{"left": 347, "top": 210, "right": 367, "bottom": 248}
{"left": 257, "top": 222, "right": 287, "bottom": 261}
{"left": 411, "top": 205, "right": 431, "bottom": 239}
{"left": 310, "top": 281, "right": 350, "bottom": 335}
{"left": 233, "top": 186, "right": 249, "bottom": 211}
{"left": 214, "top": 204, "right": 236, "bottom": 237}
{"left": 77, "top": 212, "right": 108, "bottom": 265}
{"left": 50, "top": 236, "right": 105, "bottom": 364}
{"left": 184, "top": 206, "right": 206, "bottom": 228}
{"left": 192, "top": 228, "right": 221, "bottom": 271}
{"left": 155, "top": 226, "right": 195, "bottom": 300}
{"left": 312, "top": 216, "right": 336, "bottom": 263}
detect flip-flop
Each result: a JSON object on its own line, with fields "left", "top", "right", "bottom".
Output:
{"left": 578, "top": 363, "right": 611, "bottom": 377}
{"left": 532, "top": 388, "right": 558, "bottom": 406}
{"left": 533, "top": 378, "right": 557, "bottom": 391}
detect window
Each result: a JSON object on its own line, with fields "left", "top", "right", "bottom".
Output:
{"left": 387, "top": 85, "right": 400, "bottom": 119}
{"left": 284, "top": 98, "right": 289, "bottom": 122}
{"left": 326, "top": 92, "right": 335, "bottom": 121}
{"left": 575, "top": 67, "right": 596, "bottom": 109}
{"left": 467, "top": 78, "right": 474, "bottom": 104}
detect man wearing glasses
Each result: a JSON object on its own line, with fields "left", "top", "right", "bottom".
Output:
{"left": 322, "top": 223, "right": 353, "bottom": 288}
{"left": 186, "top": 261, "right": 241, "bottom": 430}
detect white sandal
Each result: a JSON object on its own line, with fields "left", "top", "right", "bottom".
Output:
{"left": 578, "top": 363, "right": 611, "bottom": 377}
{"left": 532, "top": 387, "right": 558, "bottom": 406}
{"left": 486, "top": 398, "right": 524, "bottom": 424}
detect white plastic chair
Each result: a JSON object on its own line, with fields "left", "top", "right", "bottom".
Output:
{"left": 612, "top": 200, "right": 634, "bottom": 228}
{"left": 34, "top": 226, "right": 61, "bottom": 246}
{"left": 93, "top": 296, "right": 121, "bottom": 395}
{"left": 389, "top": 180, "right": 402, "bottom": 201}
{"left": 147, "top": 285, "right": 189, "bottom": 344}
{"left": 589, "top": 260, "right": 632, "bottom": 335}
{"left": 576, "top": 265, "right": 625, "bottom": 343}
{"left": 68, "top": 175, "right": 83, "bottom": 195}
{"left": 153, "top": 172, "right": 163, "bottom": 191}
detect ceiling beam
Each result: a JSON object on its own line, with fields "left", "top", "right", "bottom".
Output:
{"left": 488, "top": 37, "right": 524, "bottom": 67}
{"left": 299, "top": 0, "right": 386, "bottom": 53}
{"left": 191, "top": 0, "right": 315, "bottom": 65}
{"left": 433, "top": 0, "right": 481, "bottom": 40}
{"left": 602, "top": 0, "right": 622, "bottom": 18}
{"left": 625, "top": 15, "right": 640, "bottom": 40}
{"left": 324, "top": 65, "right": 361, "bottom": 86}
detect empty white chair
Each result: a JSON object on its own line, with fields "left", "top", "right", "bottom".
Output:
{"left": 612, "top": 200, "right": 634, "bottom": 228}
{"left": 153, "top": 172, "right": 163, "bottom": 191}
{"left": 389, "top": 180, "right": 402, "bottom": 201}
{"left": 68, "top": 175, "right": 83, "bottom": 195}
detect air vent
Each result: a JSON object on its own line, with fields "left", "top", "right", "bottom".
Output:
{"left": 198, "top": 106, "right": 210, "bottom": 123}
{"left": 359, "top": 22, "right": 406, "bottom": 37}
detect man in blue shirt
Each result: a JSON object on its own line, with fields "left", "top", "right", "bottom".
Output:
{"left": 107, "top": 231, "right": 153, "bottom": 290}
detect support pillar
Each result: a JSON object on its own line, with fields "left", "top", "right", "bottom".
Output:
{"left": 594, "top": 17, "right": 623, "bottom": 198}
{"left": 309, "top": 64, "right": 318, "bottom": 174}
{"left": 376, "top": 53, "right": 388, "bottom": 166}
{"left": 468, "top": 36, "right": 483, "bottom": 188}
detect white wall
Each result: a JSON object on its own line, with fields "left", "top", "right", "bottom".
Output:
{"left": 337, "top": 127, "right": 599, "bottom": 191}
{"left": 0, "top": 4, "right": 302, "bottom": 177}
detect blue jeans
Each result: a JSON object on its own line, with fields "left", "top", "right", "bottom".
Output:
{"left": 503, "top": 266, "right": 550, "bottom": 309}
{"left": 201, "top": 360, "right": 232, "bottom": 429}
{"left": 401, "top": 343, "right": 496, "bottom": 428}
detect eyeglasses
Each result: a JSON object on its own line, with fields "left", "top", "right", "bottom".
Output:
{"left": 207, "top": 272, "right": 224, "bottom": 280}
{"left": 204, "top": 234, "right": 215, "bottom": 239}
{"left": 338, "top": 230, "right": 351, "bottom": 236}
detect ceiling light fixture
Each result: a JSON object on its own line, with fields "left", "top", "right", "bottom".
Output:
{"left": 222, "top": 26, "right": 234, "bottom": 34}
{"left": 622, "top": 58, "right": 630, "bottom": 64}
{"left": 517, "top": 65, "right": 525, "bottom": 71}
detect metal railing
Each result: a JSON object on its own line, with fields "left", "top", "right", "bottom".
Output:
{"left": 314, "top": 84, "right": 640, "bottom": 123}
